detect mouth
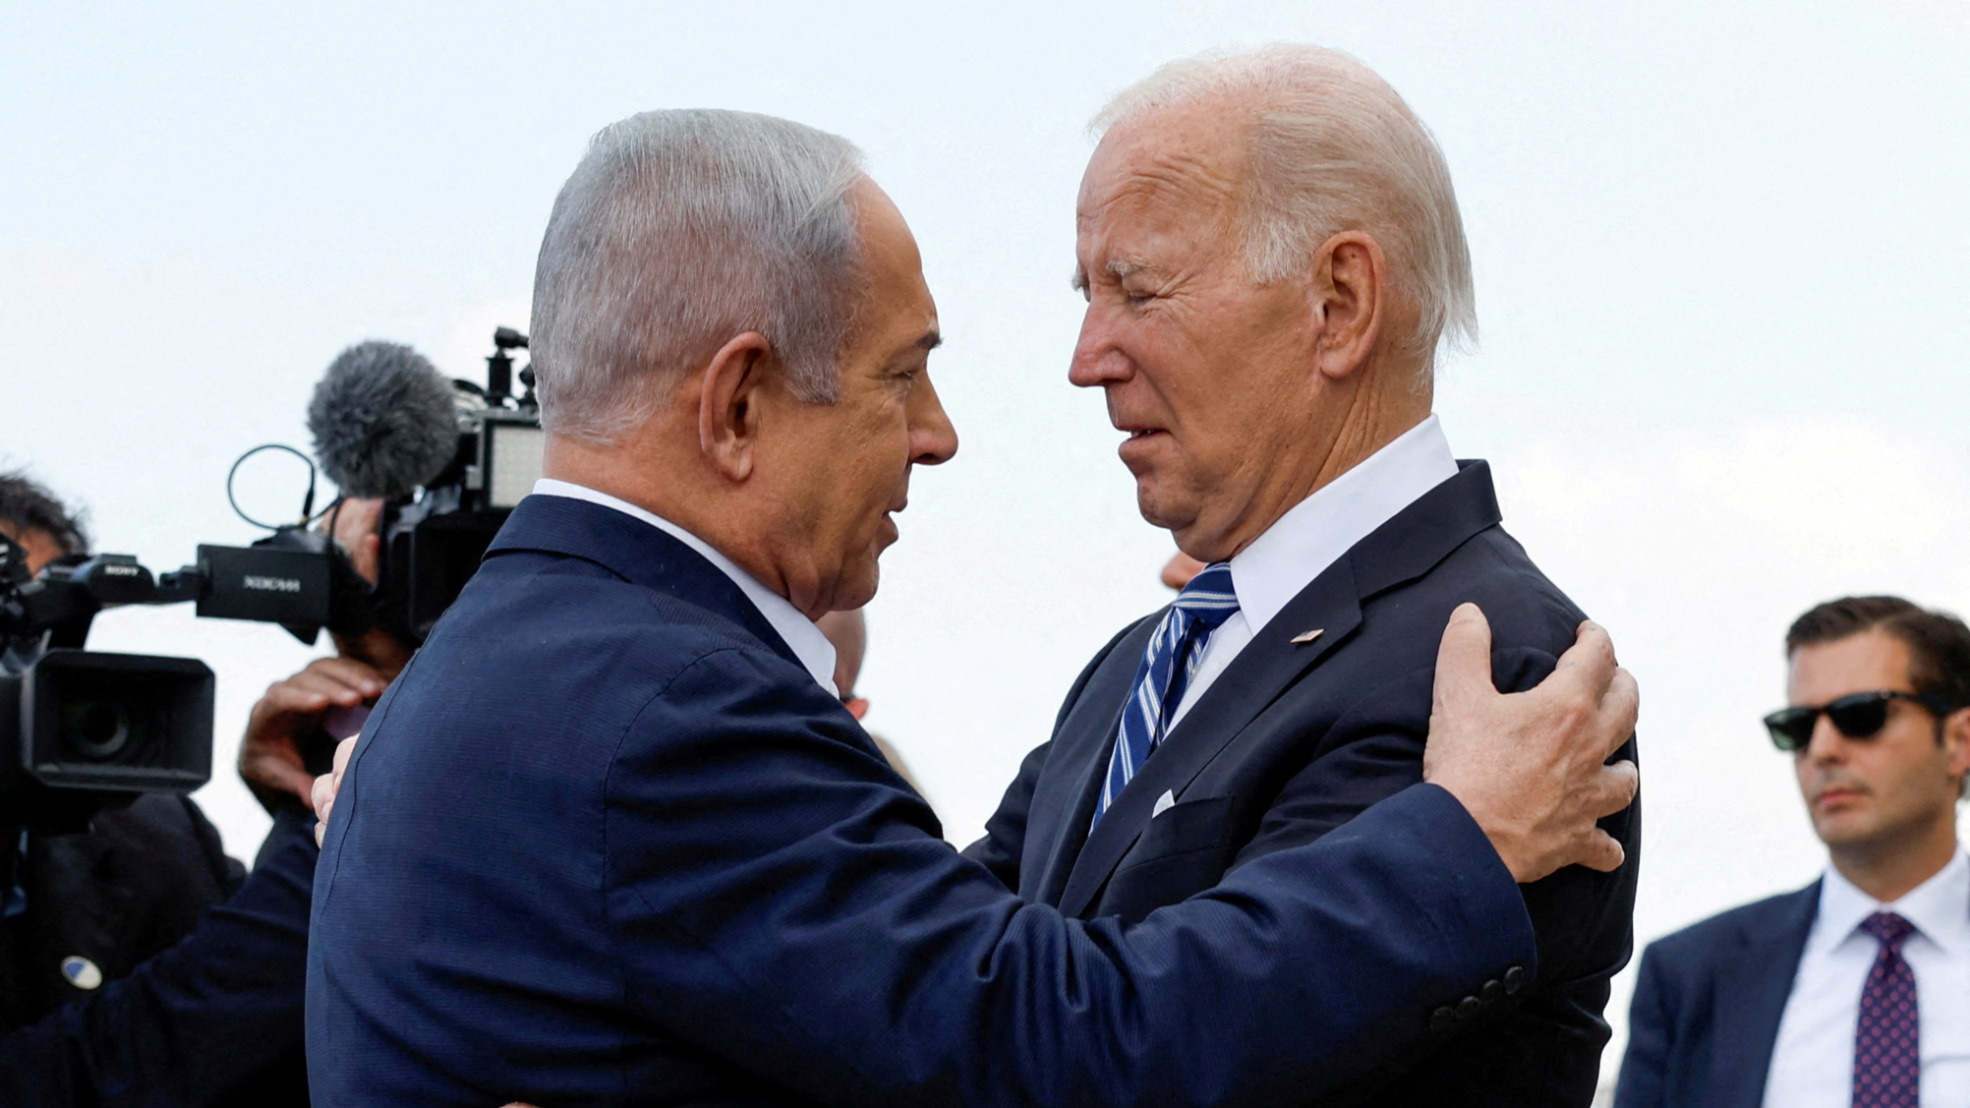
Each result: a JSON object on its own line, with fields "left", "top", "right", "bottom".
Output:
{"left": 1815, "top": 785, "right": 1868, "bottom": 809}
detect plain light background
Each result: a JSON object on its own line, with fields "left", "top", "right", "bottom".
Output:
{"left": 5, "top": 0, "right": 1967, "bottom": 1087}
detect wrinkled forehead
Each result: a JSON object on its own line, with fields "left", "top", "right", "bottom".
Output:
{"left": 1078, "top": 106, "right": 1250, "bottom": 236}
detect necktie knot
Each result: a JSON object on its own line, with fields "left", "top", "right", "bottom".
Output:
{"left": 1171, "top": 562, "right": 1238, "bottom": 631}
{"left": 1860, "top": 910, "right": 1917, "bottom": 952}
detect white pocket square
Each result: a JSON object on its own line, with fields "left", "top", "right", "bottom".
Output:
{"left": 1151, "top": 789, "right": 1177, "bottom": 818}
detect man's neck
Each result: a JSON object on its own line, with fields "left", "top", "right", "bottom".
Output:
{"left": 1208, "top": 381, "right": 1432, "bottom": 560}
{"left": 1829, "top": 815, "right": 1961, "bottom": 903}
{"left": 541, "top": 433, "right": 810, "bottom": 613}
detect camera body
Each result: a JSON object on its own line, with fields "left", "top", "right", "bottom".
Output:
{"left": 182, "top": 327, "right": 543, "bottom": 646}
{"left": 373, "top": 398, "right": 544, "bottom": 644}
{"left": 1, "top": 538, "right": 214, "bottom": 832}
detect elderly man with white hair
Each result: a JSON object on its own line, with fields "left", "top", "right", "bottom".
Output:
{"left": 961, "top": 45, "right": 1640, "bottom": 1106}
{"left": 307, "top": 55, "right": 1638, "bottom": 1108}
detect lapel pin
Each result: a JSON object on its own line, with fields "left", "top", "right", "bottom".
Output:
{"left": 1290, "top": 628, "right": 1325, "bottom": 645}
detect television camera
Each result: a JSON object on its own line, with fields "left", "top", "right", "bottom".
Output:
{"left": 2, "top": 328, "right": 543, "bottom": 830}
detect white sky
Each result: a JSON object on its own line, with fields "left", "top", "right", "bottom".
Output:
{"left": 5, "top": 0, "right": 1968, "bottom": 1086}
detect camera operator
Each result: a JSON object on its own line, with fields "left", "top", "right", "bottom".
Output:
{"left": 0, "top": 473, "right": 243, "bottom": 1030}
{"left": 0, "top": 487, "right": 411, "bottom": 1108}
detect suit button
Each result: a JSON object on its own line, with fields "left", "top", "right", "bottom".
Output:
{"left": 1481, "top": 978, "right": 1504, "bottom": 1004}
{"left": 1504, "top": 965, "right": 1527, "bottom": 994}
{"left": 1457, "top": 996, "right": 1481, "bottom": 1020}
{"left": 1429, "top": 1006, "right": 1456, "bottom": 1032}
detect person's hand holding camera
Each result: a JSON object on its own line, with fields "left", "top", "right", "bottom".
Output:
{"left": 240, "top": 497, "right": 410, "bottom": 814}
{"left": 241, "top": 658, "right": 388, "bottom": 810}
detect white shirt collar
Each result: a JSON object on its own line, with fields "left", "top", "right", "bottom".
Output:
{"left": 1225, "top": 414, "right": 1459, "bottom": 635}
{"left": 1815, "top": 847, "right": 1970, "bottom": 958}
{"left": 529, "top": 478, "right": 838, "bottom": 697}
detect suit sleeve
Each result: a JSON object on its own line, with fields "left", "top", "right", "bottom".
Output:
{"left": 1612, "top": 942, "right": 1676, "bottom": 1108}
{"left": 962, "top": 619, "right": 1144, "bottom": 890}
{"left": 0, "top": 811, "right": 316, "bottom": 1108}
{"left": 606, "top": 645, "right": 1537, "bottom": 1108}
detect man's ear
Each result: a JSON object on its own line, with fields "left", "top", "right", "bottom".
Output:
{"left": 1308, "top": 230, "right": 1387, "bottom": 383}
{"left": 1944, "top": 707, "right": 1970, "bottom": 780}
{"left": 698, "top": 332, "right": 775, "bottom": 482}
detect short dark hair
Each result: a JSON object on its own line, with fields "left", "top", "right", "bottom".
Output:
{"left": 1787, "top": 596, "right": 1970, "bottom": 797}
{"left": 0, "top": 471, "right": 89, "bottom": 558}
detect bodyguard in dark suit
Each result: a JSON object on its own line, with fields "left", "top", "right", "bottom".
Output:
{"left": 307, "top": 105, "right": 1638, "bottom": 1106}
{"left": 1617, "top": 597, "right": 1970, "bottom": 1108}
{"left": 963, "top": 46, "right": 1638, "bottom": 1106}
{"left": 1614, "top": 886, "right": 1819, "bottom": 1108}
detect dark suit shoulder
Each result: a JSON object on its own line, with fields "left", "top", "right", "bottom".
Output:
{"left": 444, "top": 547, "right": 806, "bottom": 701}
{"left": 1431, "top": 524, "right": 1586, "bottom": 648}
{"left": 1644, "top": 884, "right": 1818, "bottom": 968}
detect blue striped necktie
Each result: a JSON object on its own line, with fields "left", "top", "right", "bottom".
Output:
{"left": 1093, "top": 561, "right": 1239, "bottom": 827}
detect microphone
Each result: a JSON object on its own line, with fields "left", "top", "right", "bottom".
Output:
{"left": 306, "top": 341, "right": 460, "bottom": 500}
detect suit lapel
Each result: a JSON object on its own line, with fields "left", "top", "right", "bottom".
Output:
{"left": 1056, "top": 564, "right": 1363, "bottom": 918}
{"left": 1026, "top": 618, "right": 1158, "bottom": 905}
{"left": 1710, "top": 883, "right": 1819, "bottom": 1108}
{"left": 1054, "top": 461, "right": 1503, "bottom": 920}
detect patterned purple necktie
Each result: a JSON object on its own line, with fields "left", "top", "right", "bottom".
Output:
{"left": 1853, "top": 910, "right": 1920, "bottom": 1108}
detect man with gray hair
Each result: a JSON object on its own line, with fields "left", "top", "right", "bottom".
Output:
{"left": 307, "top": 96, "right": 1637, "bottom": 1105}
{"left": 962, "top": 44, "right": 1639, "bottom": 1105}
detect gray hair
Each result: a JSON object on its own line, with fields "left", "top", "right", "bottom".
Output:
{"left": 1095, "top": 45, "right": 1477, "bottom": 370}
{"left": 531, "top": 109, "right": 868, "bottom": 442}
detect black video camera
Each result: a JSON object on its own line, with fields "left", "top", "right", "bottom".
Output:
{"left": 178, "top": 327, "right": 543, "bottom": 647}
{"left": 1, "top": 535, "right": 214, "bottom": 832}
{"left": 371, "top": 327, "right": 543, "bottom": 644}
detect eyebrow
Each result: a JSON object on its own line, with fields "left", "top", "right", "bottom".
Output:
{"left": 1069, "top": 258, "right": 1154, "bottom": 293}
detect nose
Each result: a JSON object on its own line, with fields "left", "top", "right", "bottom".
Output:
{"left": 908, "top": 373, "right": 959, "bottom": 467}
{"left": 1803, "top": 713, "right": 1848, "bottom": 764}
{"left": 1068, "top": 303, "right": 1132, "bottom": 390}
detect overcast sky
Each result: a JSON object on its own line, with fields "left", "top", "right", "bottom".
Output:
{"left": 5, "top": 0, "right": 1967, "bottom": 1081}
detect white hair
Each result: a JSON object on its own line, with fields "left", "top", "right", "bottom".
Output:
{"left": 530, "top": 109, "right": 867, "bottom": 442}
{"left": 1095, "top": 45, "right": 1477, "bottom": 369}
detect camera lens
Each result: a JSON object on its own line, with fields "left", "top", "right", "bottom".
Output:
{"left": 60, "top": 699, "right": 131, "bottom": 760}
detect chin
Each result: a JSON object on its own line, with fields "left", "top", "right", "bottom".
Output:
{"left": 1813, "top": 811, "right": 1876, "bottom": 847}
{"left": 1134, "top": 485, "right": 1191, "bottom": 534}
{"left": 836, "top": 561, "right": 880, "bottom": 610}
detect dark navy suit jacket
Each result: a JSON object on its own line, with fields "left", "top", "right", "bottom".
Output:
{"left": 307, "top": 494, "right": 1542, "bottom": 1107}
{"left": 1613, "top": 884, "right": 1819, "bottom": 1108}
{"left": 964, "top": 461, "right": 1642, "bottom": 1107}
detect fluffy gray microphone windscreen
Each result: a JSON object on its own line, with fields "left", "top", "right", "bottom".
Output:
{"left": 307, "top": 341, "right": 460, "bottom": 500}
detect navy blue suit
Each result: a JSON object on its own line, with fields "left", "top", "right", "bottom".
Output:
{"left": 308, "top": 494, "right": 1541, "bottom": 1107}
{"left": 1613, "top": 884, "right": 1819, "bottom": 1108}
{"left": 964, "top": 461, "right": 1640, "bottom": 1106}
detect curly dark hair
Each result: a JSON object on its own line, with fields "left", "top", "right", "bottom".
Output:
{"left": 0, "top": 471, "right": 90, "bottom": 557}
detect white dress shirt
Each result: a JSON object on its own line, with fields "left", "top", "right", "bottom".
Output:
{"left": 1762, "top": 847, "right": 1970, "bottom": 1108}
{"left": 530, "top": 478, "right": 838, "bottom": 697}
{"left": 1165, "top": 414, "right": 1458, "bottom": 732}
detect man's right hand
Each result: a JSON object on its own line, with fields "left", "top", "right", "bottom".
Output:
{"left": 1422, "top": 603, "right": 1640, "bottom": 884}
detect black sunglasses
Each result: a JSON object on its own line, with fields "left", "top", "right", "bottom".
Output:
{"left": 1762, "top": 690, "right": 1957, "bottom": 752}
